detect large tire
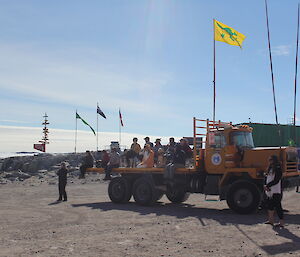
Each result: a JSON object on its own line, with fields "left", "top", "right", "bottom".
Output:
{"left": 108, "top": 177, "right": 132, "bottom": 203}
{"left": 226, "top": 180, "right": 261, "bottom": 214}
{"left": 133, "top": 177, "right": 158, "bottom": 206}
{"left": 166, "top": 185, "right": 190, "bottom": 203}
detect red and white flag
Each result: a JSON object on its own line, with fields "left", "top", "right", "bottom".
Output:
{"left": 34, "top": 143, "right": 45, "bottom": 152}
{"left": 119, "top": 108, "right": 124, "bottom": 127}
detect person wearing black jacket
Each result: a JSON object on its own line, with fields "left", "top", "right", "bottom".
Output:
{"left": 57, "top": 162, "right": 68, "bottom": 202}
{"left": 173, "top": 139, "right": 192, "bottom": 165}
{"left": 79, "top": 150, "right": 94, "bottom": 179}
{"left": 164, "top": 138, "right": 192, "bottom": 180}
{"left": 264, "top": 155, "right": 284, "bottom": 228}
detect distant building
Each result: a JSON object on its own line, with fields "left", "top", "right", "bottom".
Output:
{"left": 240, "top": 123, "right": 300, "bottom": 147}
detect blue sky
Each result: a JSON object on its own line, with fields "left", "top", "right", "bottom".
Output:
{"left": 0, "top": 0, "right": 300, "bottom": 142}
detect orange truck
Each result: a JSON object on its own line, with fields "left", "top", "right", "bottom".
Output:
{"left": 87, "top": 118, "right": 300, "bottom": 214}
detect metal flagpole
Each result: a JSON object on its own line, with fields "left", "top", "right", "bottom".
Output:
{"left": 119, "top": 108, "right": 121, "bottom": 146}
{"left": 213, "top": 18, "right": 216, "bottom": 124}
{"left": 293, "top": 3, "right": 300, "bottom": 145}
{"left": 265, "top": 0, "right": 281, "bottom": 147}
{"left": 75, "top": 110, "right": 78, "bottom": 153}
{"left": 97, "top": 103, "right": 99, "bottom": 151}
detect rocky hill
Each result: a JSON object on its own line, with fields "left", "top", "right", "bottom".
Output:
{"left": 0, "top": 153, "right": 103, "bottom": 185}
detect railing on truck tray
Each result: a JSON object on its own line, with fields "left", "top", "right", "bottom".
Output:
{"left": 193, "top": 117, "right": 232, "bottom": 168}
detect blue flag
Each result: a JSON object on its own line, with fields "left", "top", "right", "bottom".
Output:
{"left": 97, "top": 105, "right": 106, "bottom": 119}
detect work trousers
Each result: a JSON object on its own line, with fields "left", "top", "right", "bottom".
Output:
{"left": 80, "top": 164, "right": 91, "bottom": 178}
{"left": 164, "top": 163, "right": 185, "bottom": 180}
{"left": 105, "top": 164, "right": 119, "bottom": 178}
{"left": 58, "top": 182, "right": 67, "bottom": 201}
{"left": 266, "top": 193, "right": 284, "bottom": 219}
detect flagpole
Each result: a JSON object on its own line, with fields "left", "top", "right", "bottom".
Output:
{"left": 97, "top": 103, "right": 99, "bottom": 151}
{"left": 265, "top": 0, "right": 281, "bottom": 147}
{"left": 213, "top": 18, "right": 216, "bottom": 124}
{"left": 75, "top": 110, "right": 78, "bottom": 153}
{"left": 119, "top": 108, "right": 121, "bottom": 146}
{"left": 293, "top": 3, "right": 299, "bottom": 145}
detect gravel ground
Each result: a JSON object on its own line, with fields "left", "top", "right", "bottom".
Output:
{"left": 0, "top": 175, "right": 300, "bottom": 257}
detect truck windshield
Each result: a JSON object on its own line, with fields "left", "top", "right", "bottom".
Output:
{"left": 231, "top": 132, "right": 254, "bottom": 149}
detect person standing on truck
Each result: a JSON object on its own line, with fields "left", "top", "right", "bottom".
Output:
{"left": 104, "top": 148, "right": 120, "bottom": 180}
{"left": 79, "top": 150, "right": 94, "bottom": 179}
{"left": 131, "top": 138, "right": 141, "bottom": 154}
{"left": 100, "top": 150, "right": 110, "bottom": 169}
{"left": 130, "top": 137, "right": 141, "bottom": 167}
{"left": 164, "top": 138, "right": 192, "bottom": 180}
{"left": 156, "top": 148, "right": 166, "bottom": 167}
{"left": 264, "top": 155, "right": 284, "bottom": 228}
{"left": 144, "top": 137, "right": 154, "bottom": 148}
{"left": 153, "top": 138, "right": 163, "bottom": 165}
{"left": 56, "top": 162, "right": 68, "bottom": 202}
{"left": 165, "top": 137, "right": 176, "bottom": 164}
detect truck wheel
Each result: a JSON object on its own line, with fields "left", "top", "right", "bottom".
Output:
{"left": 166, "top": 186, "right": 190, "bottom": 203}
{"left": 108, "top": 177, "right": 132, "bottom": 203}
{"left": 133, "top": 177, "right": 157, "bottom": 206}
{"left": 226, "top": 180, "right": 261, "bottom": 214}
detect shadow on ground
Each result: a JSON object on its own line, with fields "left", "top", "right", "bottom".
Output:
{"left": 260, "top": 228, "right": 300, "bottom": 255}
{"left": 236, "top": 224, "right": 300, "bottom": 255}
{"left": 72, "top": 200, "right": 300, "bottom": 255}
{"left": 48, "top": 201, "right": 62, "bottom": 206}
{"left": 72, "top": 200, "right": 268, "bottom": 226}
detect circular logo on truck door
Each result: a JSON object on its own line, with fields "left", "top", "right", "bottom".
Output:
{"left": 211, "top": 153, "right": 222, "bottom": 166}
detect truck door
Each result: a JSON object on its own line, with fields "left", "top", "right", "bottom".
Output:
{"left": 205, "top": 132, "right": 226, "bottom": 173}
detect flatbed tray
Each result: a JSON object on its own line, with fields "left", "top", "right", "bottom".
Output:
{"left": 86, "top": 167, "right": 197, "bottom": 174}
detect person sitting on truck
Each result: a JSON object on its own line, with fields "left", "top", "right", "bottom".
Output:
{"left": 103, "top": 148, "right": 120, "bottom": 180}
{"left": 79, "top": 150, "right": 94, "bottom": 179}
{"left": 144, "top": 137, "right": 154, "bottom": 148}
{"left": 164, "top": 138, "right": 192, "bottom": 180}
{"left": 56, "top": 162, "right": 69, "bottom": 202}
{"left": 137, "top": 144, "right": 154, "bottom": 168}
{"left": 264, "top": 155, "right": 284, "bottom": 228}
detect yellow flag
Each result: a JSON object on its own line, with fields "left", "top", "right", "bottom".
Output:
{"left": 214, "top": 19, "right": 246, "bottom": 48}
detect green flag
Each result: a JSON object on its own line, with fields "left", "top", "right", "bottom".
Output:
{"left": 76, "top": 112, "right": 96, "bottom": 135}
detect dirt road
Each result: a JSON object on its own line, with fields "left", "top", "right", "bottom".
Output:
{"left": 0, "top": 179, "right": 300, "bottom": 257}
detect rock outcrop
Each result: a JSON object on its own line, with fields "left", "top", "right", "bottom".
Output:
{"left": 0, "top": 153, "right": 87, "bottom": 184}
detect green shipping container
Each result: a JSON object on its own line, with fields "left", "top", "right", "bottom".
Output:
{"left": 241, "top": 123, "right": 300, "bottom": 147}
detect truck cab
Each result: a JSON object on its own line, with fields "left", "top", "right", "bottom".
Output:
{"left": 203, "top": 123, "right": 255, "bottom": 173}
{"left": 193, "top": 118, "right": 300, "bottom": 213}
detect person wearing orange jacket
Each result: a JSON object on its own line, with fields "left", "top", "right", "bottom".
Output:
{"left": 137, "top": 144, "right": 154, "bottom": 168}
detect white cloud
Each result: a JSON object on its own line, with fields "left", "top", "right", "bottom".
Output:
{"left": 0, "top": 119, "right": 31, "bottom": 124}
{"left": 272, "top": 45, "right": 291, "bottom": 56}
{"left": 0, "top": 43, "right": 175, "bottom": 117}
{"left": 0, "top": 125, "right": 179, "bottom": 153}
